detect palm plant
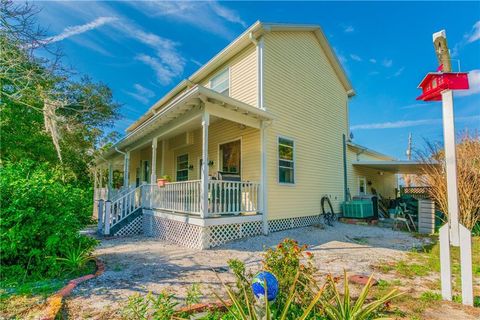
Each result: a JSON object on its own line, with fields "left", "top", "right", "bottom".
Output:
{"left": 56, "top": 241, "right": 94, "bottom": 273}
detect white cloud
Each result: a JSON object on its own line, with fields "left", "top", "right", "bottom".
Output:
{"left": 45, "top": 16, "right": 117, "bottom": 43}
{"left": 390, "top": 67, "right": 405, "bottom": 78}
{"left": 351, "top": 115, "right": 480, "bottom": 130}
{"left": 452, "top": 21, "right": 480, "bottom": 58}
{"left": 456, "top": 69, "right": 480, "bottom": 97}
{"left": 382, "top": 59, "right": 393, "bottom": 68}
{"left": 190, "top": 59, "right": 204, "bottom": 67}
{"left": 128, "top": 1, "right": 246, "bottom": 39}
{"left": 467, "top": 20, "right": 480, "bottom": 43}
{"left": 350, "top": 54, "right": 362, "bottom": 62}
{"left": 369, "top": 58, "right": 377, "bottom": 64}
{"left": 119, "top": 23, "right": 186, "bottom": 85}
{"left": 126, "top": 84, "right": 155, "bottom": 104}
{"left": 344, "top": 25, "right": 354, "bottom": 33}
{"left": 136, "top": 54, "right": 181, "bottom": 86}
{"left": 208, "top": 1, "right": 247, "bottom": 28}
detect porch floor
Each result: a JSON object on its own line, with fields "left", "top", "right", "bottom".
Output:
{"left": 65, "top": 223, "right": 431, "bottom": 318}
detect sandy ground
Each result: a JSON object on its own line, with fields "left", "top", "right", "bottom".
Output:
{"left": 64, "top": 223, "right": 434, "bottom": 318}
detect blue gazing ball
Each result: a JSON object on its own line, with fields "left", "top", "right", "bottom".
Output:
{"left": 251, "top": 271, "right": 279, "bottom": 301}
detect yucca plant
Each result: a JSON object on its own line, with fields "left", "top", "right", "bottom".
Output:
{"left": 56, "top": 241, "right": 94, "bottom": 273}
{"left": 215, "top": 271, "right": 326, "bottom": 320}
{"left": 321, "top": 271, "right": 401, "bottom": 320}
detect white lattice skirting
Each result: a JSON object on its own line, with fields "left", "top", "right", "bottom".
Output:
{"left": 268, "top": 215, "right": 321, "bottom": 233}
{"left": 143, "top": 211, "right": 264, "bottom": 249}
{"left": 139, "top": 211, "right": 322, "bottom": 249}
{"left": 112, "top": 216, "right": 143, "bottom": 237}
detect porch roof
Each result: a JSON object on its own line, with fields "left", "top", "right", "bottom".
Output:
{"left": 99, "top": 85, "right": 274, "bottom": 162}
{"left": 352, "top": 160, "right": 435, "bottom": 174}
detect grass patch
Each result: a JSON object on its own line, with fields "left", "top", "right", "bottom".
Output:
{"left": 419, "top": 291, "right": 442, "bottom": 302}
{"left": 0, "top": 259, "right": 97, "bottom": 319}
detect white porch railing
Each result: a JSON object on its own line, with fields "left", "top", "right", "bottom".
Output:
{"left": 147, "top": 180, "right": 260, "bottom": 216}
{"left": 208, "top": 180, "right": 260, "bottom": 215}
{"left": 150, "top": 180, "right": 202, "bottom": 214}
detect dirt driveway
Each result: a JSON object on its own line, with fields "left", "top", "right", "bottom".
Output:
{"left": 65, "top": 223, "right": 430, "bottom": 318}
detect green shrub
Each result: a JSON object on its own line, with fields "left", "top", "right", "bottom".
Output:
{"left": 122, "top": 291, "right": 178, "bottom": 320}
{"left": 0, "top": 160, "right": 96, "bottom": 283}
{"left": 262, "top": 239, "right": 320, "bottom": 308}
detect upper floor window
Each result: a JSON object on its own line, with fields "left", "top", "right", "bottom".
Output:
{"left": 210, "top": 69, "right": 229, "bottom": 95}
{"left": 278, "top": 137, "right": 295, "bottom": 184}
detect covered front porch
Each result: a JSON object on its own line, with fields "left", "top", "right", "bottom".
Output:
{"left": 94, "top": 85, "right": 273, "bottom": 239}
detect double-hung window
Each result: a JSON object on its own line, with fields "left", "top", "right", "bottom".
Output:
{"left": 210, "top": 69, "right": 229, "bottom": 95}
{"left": 278, "top": 137, "right": 295, "bottom": 184}
{"left": 176, "top": 154, "right": 189, "bottom": 182}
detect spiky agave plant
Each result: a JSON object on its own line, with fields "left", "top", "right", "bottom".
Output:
{"left": 321, "top": 271, "right": 402, "bottom": 320}
{"left": 215, "top": 271, "right": 326, "bottom": 320}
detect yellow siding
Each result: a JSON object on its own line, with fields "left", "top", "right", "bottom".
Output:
{"left": 160, "top": 119, "right": 260, "bottom": 183}
{"left": 263, "top": 31, "right": 349, "bottom": 219}
{"left": 201, "top": 45, "right": 257, "bottom": 106}
{"left": 346, "top": 147, "right": 397, "bottom": 199}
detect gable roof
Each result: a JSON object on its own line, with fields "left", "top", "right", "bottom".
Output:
{"left": 127, "top": 21, "right": 355, "bottom": 133}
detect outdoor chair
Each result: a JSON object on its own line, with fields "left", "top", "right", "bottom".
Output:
{"left": 392, "top": 203, "right": 417, "bottom": 232}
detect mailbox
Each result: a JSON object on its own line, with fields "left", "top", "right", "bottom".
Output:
{"left": 416, "top": 72, "right": 469, "bottom": 101}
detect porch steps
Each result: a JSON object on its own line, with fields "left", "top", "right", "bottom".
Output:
{"left": 108, "top": 207, "right": 143, "bottom": 236}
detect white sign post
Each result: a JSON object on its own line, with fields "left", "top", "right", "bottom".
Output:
{"left": 417, "top": 30, "right": 473, "bottom": 307}
{"left": 438, "top": 89, "right": 473, "bottom": 306}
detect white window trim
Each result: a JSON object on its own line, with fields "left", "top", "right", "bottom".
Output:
{"left": 176, "top": 153, "right": 190, "bottom": 182}
{"left": 217, "top": 137, "right": 243, "bottom": 180}
{"left": 277, "top": 135, "right": 296, "bottom": 186}
{"left": 209, "top": 68, "right": 230, "bottom": 96}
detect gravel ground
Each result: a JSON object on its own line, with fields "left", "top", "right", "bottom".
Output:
{"left": 66, "top": 223, "right": 429, "bottom": 318}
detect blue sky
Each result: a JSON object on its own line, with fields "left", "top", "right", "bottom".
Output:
{"left": 35, "top": 1, "right": 480, "bottom": 159}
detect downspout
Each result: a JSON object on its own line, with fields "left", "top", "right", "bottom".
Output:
{"left": 342, "top": 134, "right": 348, "bottom": 202}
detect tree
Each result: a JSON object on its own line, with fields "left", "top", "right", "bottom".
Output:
{"left": 418, "top": 132, "right": 480, "bottom": 231}
{"left": 1, "top": 0, "right": 121, "bottom": 182}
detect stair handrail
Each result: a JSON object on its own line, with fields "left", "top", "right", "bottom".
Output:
{"left": 104, "top": 185, "right": 143, "bottom": 234}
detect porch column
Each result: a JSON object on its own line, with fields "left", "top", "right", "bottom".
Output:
{"left": 260, "top": 120, "right": 269, "bottom": 235}
{"left": 123, "top": 151, "right": 130, "bottom": 188}
{"left": 108, "top": 161, "right": 113, "bottom": 199}
{"left": 200, "top": 112, "right": 210, "bottom": 218}
{"left": 151, "top": 137, "right": 158, "bottom": 183}
{"left": 161, "top": 140, "right": 166, "bottom": 177}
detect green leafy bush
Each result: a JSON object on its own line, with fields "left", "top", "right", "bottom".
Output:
{"left": 0, "top": 160, "right": 97, "bottom": 282}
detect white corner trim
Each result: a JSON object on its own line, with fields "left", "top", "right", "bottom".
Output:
{"left": 257, "top": 37, "right": 265, "bottom": 110}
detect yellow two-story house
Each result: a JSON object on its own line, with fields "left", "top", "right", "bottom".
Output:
{"left": 95, "top": 21, "right": 405, "bottom": 249}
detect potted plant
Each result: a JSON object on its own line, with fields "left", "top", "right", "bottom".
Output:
{"left": 157, "top": 175, "right": 171, "bottom": 187}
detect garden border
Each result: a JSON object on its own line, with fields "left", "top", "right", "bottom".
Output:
{"left": 40, "top": 258, "right": 105, "bottom": 320}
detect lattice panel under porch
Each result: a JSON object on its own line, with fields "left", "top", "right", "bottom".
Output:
{"left": 113, "top": 216, "right": 143, "bottom": 237}
{"left": 268, "top": 215, "right": 321, "bottom": 233}
{"left": 206, "top": 221, "right": 263, "bottom": 248}
{"left": 147, "top": 214, "right": 204, "bottom": 249}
